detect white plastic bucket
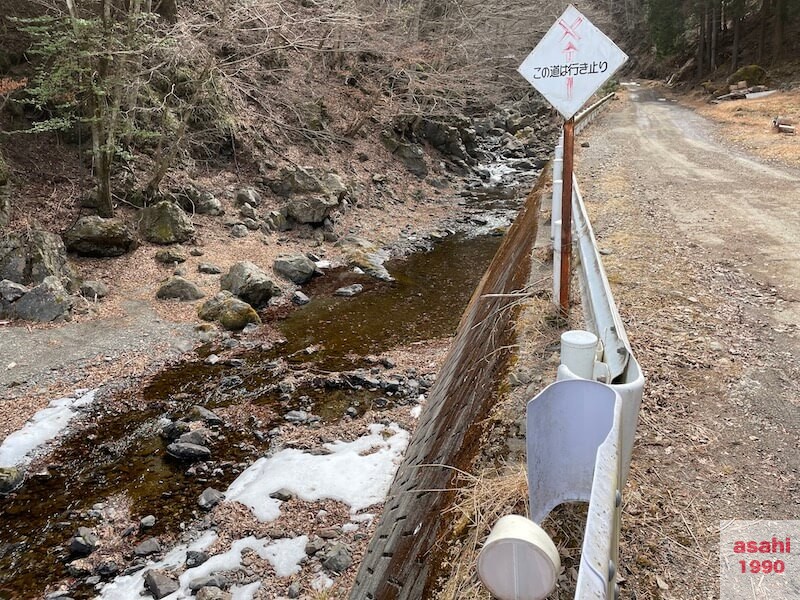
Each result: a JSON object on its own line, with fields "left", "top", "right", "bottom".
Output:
{"left": 560, "top": 330, "right": 598, "bottom": 380}
{"left": 477, "top": 514, "right": 560, "bottom": 600}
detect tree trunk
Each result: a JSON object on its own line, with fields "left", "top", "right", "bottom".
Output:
{"left": 731, "top": 16, "right": 741, "bottom": 73}
{"left": 710, "top": 0, "right": 718, "bottom": 71}
{"left": 697, "top": 4, "right": 706, "bottom": 77}
{"left": 772, "top": 0, "right": 784, "bottom": 63}
{"left": 757, "top": 0, "right": 771, "bottom": 64}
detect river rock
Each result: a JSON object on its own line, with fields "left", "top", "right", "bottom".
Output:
{"left": 0, "top": 230, "right": 77, "bottom": 289}
{"left": 270, "top": 488, "right": 295, "bottom": 502}
{"left": 284, "top": 410, "right": 308, "bottom": 423}
{"left": 156, "top": 276, "right": 205, "bottom": 301}
{"left": 189, "top": 574, "right": 228, "bottom": 591}
{"left": 139, "top": 201, "right": 195, "bottom": 244}
{"left": 273, "top": 255, "right": 316, "bottom": 284}
{"left": 186, "top": 550, "right": 209, "bottom": 568}
{"left": 154, "top": 248, "right": 187, "bottom": 264}
{"left": 322, "top": 543, "right": 352, "bottom": 573}
{"left": 0, "top": 279, "right": 27, "bottom": 302}
{"left": 305, "top": 537, "right": 326, "bottom": 556}
{"left": 134, "top": 538, "right": 162, "bottom": 556}
{"left": 198, "top": 487, "right": 225, "bottom": 510}
{"left": 139, "top": 515, "right": 156, "bottom": 530}
{"left": 292, "top": 290, "right": 310, "bottom": 305}
{"left": 0, "top": 187, "right": 9, "bottom": 231}
{"left": 198, "top": 291, "right": 261, "bottom": 331}
{"left": 220, "top": 261, "right": 281, "bottom": 308}
{"left": 0, "top": 467, "right": 24, "bottom": 494}
{"left": 334, "top": 284, "right": 363, "bottom": 297}
{"left": 196, "top": 587, "right": 231, "bottom": 600}
{"left": 14, "top": 276, "right": 73, "bottom": 322}
{"left": 144, "top": 569, "right": 179, "bottom": 599}
{"left": 285, "top": 196, "right": 339, "bottom": 225}
{"left": 235, "top": 188, "right": 262, "bottom": 207}
{"left": 178, "top": 429, "right": 210, "bottom": 446}
{"left": 336, "top": 236, "right": 393, "bottom": 281}
{"left": 80, "top": 280, "right": 108, "bottom": 299}
{"left": 287, "top": 581, "right": 301, "bottom": 598}
{"left": 421, "top": 118, "right": 469, "bottom": 160}
{"left": 96, "top": 561, "right": 119, "bottom": 577}
{"left": 239, "top": 202, "right": 257, "bottom": 220}
{"left": 166, "top": 442, "right": 211, "bottom": 461}
{"left": 161, "top": 420, "right": 191, "bottom": 441}
{"left": 69, "top": 527, "right": 99, "bottom": 555}
{"left": 63, "top": 216, "right": 139, "bottom": 257}
{"left": 198, "top": 263, "right": 222, "bottom": 274}
{"left": 187, "top": 405, "right": 223, "bottom": 426}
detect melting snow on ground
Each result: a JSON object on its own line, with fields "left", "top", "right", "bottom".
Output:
{"left": 225, "top": 422, "right": 410, "bottom": 521}
{"left": 98, "top": 531, "right": 307, "bottom": 599}
{"left": 99, "top": 423, "right": 410, "bottom": 597}
{"left": 0, "top": 389, "right": 97, "bottom": 468}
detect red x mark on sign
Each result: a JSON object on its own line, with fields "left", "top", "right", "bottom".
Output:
{"left": 558, "top": 16, "right": 584, "bottom": 41}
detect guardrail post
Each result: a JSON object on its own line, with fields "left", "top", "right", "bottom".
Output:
{"left": 559, "top": 117, "right": 575, "bottom": 315}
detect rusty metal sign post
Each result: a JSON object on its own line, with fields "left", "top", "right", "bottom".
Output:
{"left": 518, "top": 4, "right": 627, "bottom": 314}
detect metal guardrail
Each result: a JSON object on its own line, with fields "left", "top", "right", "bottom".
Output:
{"left": 480, "top": 91, "right": 644, "bottom": 600}
{"left": 547, "top": 92, "right": 644, "bottom": 600}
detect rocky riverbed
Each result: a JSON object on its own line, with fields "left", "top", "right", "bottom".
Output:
{"left": 0, "top": 101, "right": 558, "bottom": 600}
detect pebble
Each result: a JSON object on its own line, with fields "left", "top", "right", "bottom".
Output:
{"left": 139, "top": 515, "right": 157, "bottom": 529}
{"left": 68, "top": 527, "right": 98, "bottom": 556}
{"left": 270, "top": 488, "right": 295, "bottom": 502}
{"left": 334, "top": 284, "right": 363, "bottom": 297}
{"left": 186, "top": 550, "right": 210, "bottom": 568}
{"left": 198, "top": 487, "right": 225, "bottom": 510}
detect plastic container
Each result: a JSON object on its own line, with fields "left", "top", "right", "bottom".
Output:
{"left": 560, "top": 330, "right": 598, "bottom": 380}
{"left": 477, "top": 515, "right": 561, "bottom": 600}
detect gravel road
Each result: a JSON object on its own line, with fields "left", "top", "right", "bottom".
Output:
{"left": 575, "top": 85, "right": 800, "bottom": 598}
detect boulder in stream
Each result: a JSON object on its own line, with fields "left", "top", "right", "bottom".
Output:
{"left": 68, "top": 527, "right": 99, "bottom": 556}
{"left": 220, "top": 262, "right": 281, "bottom": 308}
{"left": 273, "top": 254, "right": 317, "bottom": 284}
{"left": 166, "top": 442, "right": 211, "bottom": 461}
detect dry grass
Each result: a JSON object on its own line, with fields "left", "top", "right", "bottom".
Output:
{"left": 436, "top": 464, "right": 530, "bottom": 600}
{"left": 689, "top": 89, "right": 800, "bottom": 168}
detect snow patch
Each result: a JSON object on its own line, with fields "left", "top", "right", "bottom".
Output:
{"left": 312, "top": 573, "right": 334, "bottom": 591}
{"left": 98, "top": 530, "right": 218, "bottom": 599}
{"left": 0, "top": 389, "right": 98, "bottom": 467}
{"left": 231, "top": 582, "right": 261, "bottom": 600}
{"left": 225, "top": 423, "right": 410, "bottom": 521}
{"left": 99, "top": 532, "right": 308, "bottom": 599}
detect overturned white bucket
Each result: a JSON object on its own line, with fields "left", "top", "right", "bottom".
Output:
{"left": 560, "top": 330, "right": 598, "bottom": 380}
{"left": 477, "top": 515, "right": 560, "bottom": 600}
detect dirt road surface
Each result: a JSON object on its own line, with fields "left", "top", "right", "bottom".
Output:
{"left": 576, "top": 87, "right": 800, "bottom": 599}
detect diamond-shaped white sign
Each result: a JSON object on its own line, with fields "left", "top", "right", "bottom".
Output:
{"left": 518, "top": 4, "right": 628, "bottom": 120}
